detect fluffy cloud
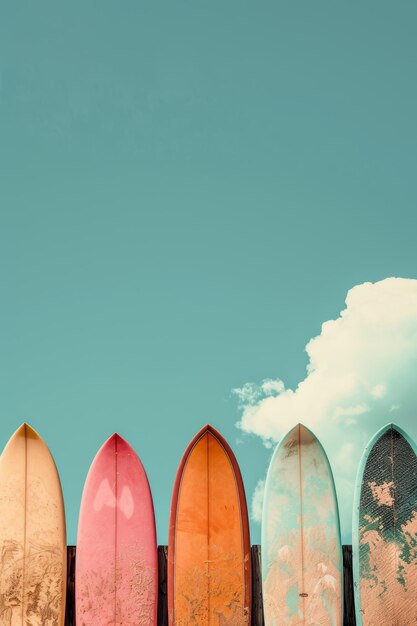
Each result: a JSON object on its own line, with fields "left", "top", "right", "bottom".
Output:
{"left": 234, "top": 277, "right": 417, "bottom": 540}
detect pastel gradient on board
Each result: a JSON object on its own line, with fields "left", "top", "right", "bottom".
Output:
{"left": 261, "top": 424, "right": 342, "bottom": 626}
{"left": 353, "top": 424, "right": 417, "bottom": 626}
{"left": 76, "top": 433, "right": 157, "bottom": 625}
{"left": 168, "top": 425, "right": 251, "bottom": 626}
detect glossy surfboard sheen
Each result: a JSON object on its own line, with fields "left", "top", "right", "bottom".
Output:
{"left": 353, "top": 424, "right": 417, "bottom": 626}
{"left": 262, "top": 424, "right": 342, "bottom": 626}
{"left": 168, "top": 424, "right": 251, "bottom": 626}
{"left": 76, "top": 433, "right": 157, "bottom": 625}
{"left": 0, "top": 423, "right": 67, "bottom": 625}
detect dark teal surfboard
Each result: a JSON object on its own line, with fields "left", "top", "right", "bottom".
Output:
{"left": 353, "top": 424, "right": 417, "bottom": 626}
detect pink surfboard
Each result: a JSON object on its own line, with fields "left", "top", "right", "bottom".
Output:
{"left": 76, "top": 433, "right": 158, "bottom": 625}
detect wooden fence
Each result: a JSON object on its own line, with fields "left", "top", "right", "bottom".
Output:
{"left": 64, "top": 545, "right": 356, "bottom": 626}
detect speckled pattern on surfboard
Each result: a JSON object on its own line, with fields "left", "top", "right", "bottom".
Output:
{"left": 353, "top": 424, "right": 417, "bottom": 626}
{"left": 168, "top": 424, "right": 251, "bottom": 626}
{"left": 76, "top": 433, "right": 158, "bottom": 625}
{"left": 261, "top": 424, "right": 343, "bottom": 626}
{"left": 0, "top": 423, "right": 67, "bottom": 625}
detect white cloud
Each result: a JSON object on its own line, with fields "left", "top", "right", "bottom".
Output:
{"left": 234, "top": 277, "right": 417, "bottom": 541}
{"left": 371, "top": 384, "right": 386, "bottom": 399}
{"left": 251, "top": 479, "right": 265, "bottom": 523}
{"left": 260, "top": 379, "right": 285, "bottom": 396}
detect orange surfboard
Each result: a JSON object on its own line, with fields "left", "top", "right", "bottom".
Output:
{"left": 168, "top": 424, "right": 251, "bottom": 626}
{"left": 0, "top": 423, "right": 67, "bottom": 625}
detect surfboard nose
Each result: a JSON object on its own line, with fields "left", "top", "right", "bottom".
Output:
{"left": 195, "top": 423, "right": 223, "bottom": 439}
{"left": 15, "top": 422, "right": 40, "bottom": 439}
{"left": 99, "top": 433, "right": 140, "bottom": 461}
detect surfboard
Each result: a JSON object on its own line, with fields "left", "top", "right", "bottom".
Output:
{"left": 76, "top": 433, "right": 158, "bottom": 625}
{"left": 353, "top": 423, "right": 417, "bottom": 626}
{"left": 261, "top": 423, "right": 343, "bottom": 626}
{"left": 0, "top": 423, "right": 67, "bottom": 625}
{"left": 168, "top": 424, "right": 251, "bottom": 626}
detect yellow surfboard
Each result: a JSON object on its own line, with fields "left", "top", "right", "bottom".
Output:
{"left": 0, "top": 423, "right": 67, "bottom": 625}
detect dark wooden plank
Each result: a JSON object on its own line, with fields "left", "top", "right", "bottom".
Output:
{"left": 158, "top": 545, "right": 168, "bottom": 626}
{"left": 65, "top": 546, "right": 76, "bottom": 626}
{"left": 343, "top": 545, "right": 356, "bottom": 626}
{"left": 251, "top": 545, "right": 264, "bottom": 626}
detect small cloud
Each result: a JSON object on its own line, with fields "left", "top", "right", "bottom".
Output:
{"left": 251, "top": 479, "right": 265, "bottom": 523}
{"left": 232, "top": 382, "right": 262, "bottom": 406}
{"left": 371, "top": 384, "right": 386, "bottom": 399}
{"left": 261, "top": 379, "right": 285, "bottom": 396}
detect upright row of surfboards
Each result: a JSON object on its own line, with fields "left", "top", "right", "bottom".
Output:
{"left": 0, "top": 421, "right": 416, "bottom": 625}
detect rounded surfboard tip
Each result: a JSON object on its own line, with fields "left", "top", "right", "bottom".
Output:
{"left": 170, "top": 421, "right": 250, "bottom": 524}
{"left": 10, "top": 422, "right": 41, "bottom": 441}
{"left": 361, "top": 423, "right": 416, "bottom": 453}
{"left": 187, "top": 424, "right": 240, "bottom": 457}
{"left": 107, "top": 432, "right": 124, "bottom": 444}
{"left": 281, "top": 422, "right": 318, "bottom": 444}
{"left": 103, "top": 431, "right": 129, "bottom": 446}
{"left": 286, "top": 422, "right": 311, "bottom": 432}
{"left": 378, "top": 422, "right": 399, "bottom": 433}
{"left": 2, "top": 425, "right": 62, "bottom": 482}
{"left": 197, "top": 423, "right": 219, "bottom": 436}
{"left": 99, "top": 433, "right": 140, "bottom": 459}
{"left": 2, "top": 422, "right": 59, "bottom": 461}
{"left": 267, "top": 424, "right": 313, "bottom": 477}
{"left": 381, "top": 422, "right": 411, "bottom": 437}
{"left": 107, "top": 432, "right": 123, "bottom": 442}
{"left": 170, "top": 424, "right": 249, "bottom": 526}
{"left": 185, "top": 424, "right": 229, "bottom": 447}
{"left": 13, "top": 423, "right": 28, "bottom": 438}
{"left": 353, "top": 423, "right": 417, "bottom": 502}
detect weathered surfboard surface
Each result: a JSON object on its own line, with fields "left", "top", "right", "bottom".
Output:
{"left": 353, "top": 424, "right": 417, "bottom": 626}
{"left": 0, "top": 423, "right": 67, "bottom": 625}
{"left": 261, "top": 424, "right": 342, "bottom": 626}
{"left": 168, "top": 424, "right": 251, "bottom": 626}
{"left": 76, "top": 433, "right": 158, "bottom": 625}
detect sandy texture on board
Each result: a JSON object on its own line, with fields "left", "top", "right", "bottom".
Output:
{"left": 262, "top": 425, "right": 342, "bottom": 626}
{"left": 76, "top": 434, "right": 157, "bottom": 626}
{"left": 0, "top": 425, "right": 66, "bottom": 626}
{"left": 357, "top": 427, "right": 417, "bottom": 626}
{"left": 172, "top": 430, "right": 250, "bottom": 626}
{"left": 76, "top": 543, "right": 155, "bottom": 624}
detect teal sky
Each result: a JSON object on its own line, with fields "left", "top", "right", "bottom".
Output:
{"left": 1, "top": 2, "right": 417, "bottom": 545}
